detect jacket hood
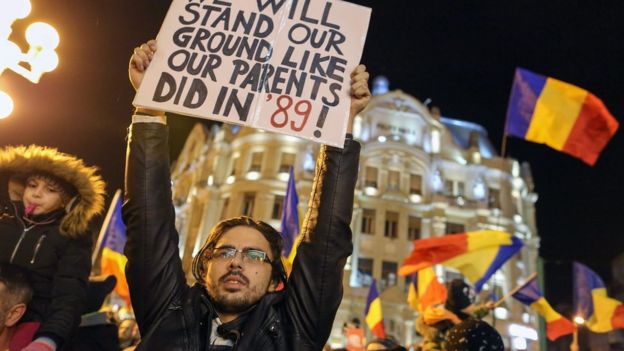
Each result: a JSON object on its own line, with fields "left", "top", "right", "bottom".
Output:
{"left": 0, "top": 145, "right": 106, "bottom": 237}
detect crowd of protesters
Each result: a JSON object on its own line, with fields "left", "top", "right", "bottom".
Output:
{"left": 0, "top": 38, "right": 506, "bottom": 351}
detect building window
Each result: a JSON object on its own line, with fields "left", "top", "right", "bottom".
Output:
{"left": 361, "top": 209, "right": 375, "bottom": 234}
{"left": 242, "top": 192, "right": 255, "bottom": 216}
{"left": 410, "top": 174, "right": 422, "bottom": 195}
{"left": 249, "top": 152, "right": 263, "bottom": 172}
{"left": 444, "top": 180, "right": 454, "bottom": 196}
{"left": 220, "top": 198, "right": 229, "bottom": 220}
{"left": 446, "top": 222, "right": 465, "bottom": 234}
{"left": 408, "top": 216, "right": 421, "bottom": 240}
{"left": 388, "top": 170, "right": 400, "bottom": 191}
{"left": 279, "top": 153, "right": 296, "bottom": 173}
{"left": 365, "top": 167, "right": 378, "bottom": 188}
{"left": 444, "top": 180, "right": 465, "bottom": 197}
{"left": 229, "top": 157, "right": 239, "bottom": 176}
{"left": 384, "top": 211, "right": 399, "bottom": 239}
{"left": 381, "top": 261, "right": 398, "bottom": 290}
{"left": 457, "top": 182, "right": 465, "bottom": 197}
{"left": 357, "top": 257, "right": 374, "bottom": 286}
{"left": 488, "top": 188, "right": 501, "bottom": 209}
{"left": 272, "top": 195, "right": 284, "bottom": 219}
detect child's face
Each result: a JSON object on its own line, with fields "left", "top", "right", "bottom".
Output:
{"left": 22, "top": 177, "right": 65, "bottom": 216}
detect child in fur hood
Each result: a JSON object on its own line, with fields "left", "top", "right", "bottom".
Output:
{"left": 0, "top": 145, "right": 106, "bottom": 351}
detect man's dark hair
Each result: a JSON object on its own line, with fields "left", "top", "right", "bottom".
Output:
{"left": 192, "top": 216, "right": 287, "bottom": 286}
{"left": 0, "top": 263, "right": 33, "bottom": 307}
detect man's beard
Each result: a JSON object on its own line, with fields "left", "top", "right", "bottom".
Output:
{"left": 211, "top": 293, "right": 257, "bottom": 314}
{"left": 207, "top": 271, "right": 263, "bottom": 314}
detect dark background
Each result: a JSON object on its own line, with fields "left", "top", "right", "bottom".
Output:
{"left": 1, "top": 0, "right": 623, "bottom": 307}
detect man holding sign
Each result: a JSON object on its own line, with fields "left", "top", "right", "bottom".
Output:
{"left": 123, "top": 39, "right": 370, "bottom": 350}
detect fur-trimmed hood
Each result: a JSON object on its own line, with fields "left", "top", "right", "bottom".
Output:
{"left": 0, "top": 145, "right": 106, "bottom": 237}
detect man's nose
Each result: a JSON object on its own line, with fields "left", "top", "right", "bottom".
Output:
{"left": 228, "top": 252, "right": 244, "bottom": 268}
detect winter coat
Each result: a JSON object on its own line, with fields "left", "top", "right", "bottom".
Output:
{"left": 123, "top": 121, "right": 360, "bottom": 351}
{"left": 0, "top": 145, "right": 106, "bottom": 349}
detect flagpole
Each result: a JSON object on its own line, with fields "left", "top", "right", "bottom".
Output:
{"left": 494, "top": 272, "right": 537, "bottom": 308}
{"left": 91, "top": 189, "right": 122, "bottom": 266}
{"left": 570, "top": 329, "right": 579, "bottom": 351}
{"left": 500, "top": 133, "right": 509, "bottom": 159}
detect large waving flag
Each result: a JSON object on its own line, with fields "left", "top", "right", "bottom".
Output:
{"left": 407, "top": 267, "right": 447, "bottom": 312}
{"left": 505, "top": 68, "right": 619, "bottom": 166}
{"left": 512, "top": 275, "right": 575, "bottom": 340}
{"left": 95, "top": 190, "right": 130, "bottom": 306}
{"left": 365, "top": 279, "right": 385, "bottom": 338}
{"left": 574, "top": 262, "right": 624, "bottom": 333}
{"left": 399, "top": 230, "right": 523, "bottom": 292}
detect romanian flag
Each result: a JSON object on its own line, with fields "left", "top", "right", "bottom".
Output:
{"left": 98, "top": 190, "right": 130, "bottom": 306}
{"left": 512, "top": 275, "right": 575, "bottom": 341}
{"left": 365, "top": 279, "right": 385, "bottom": 338}
{"left": 399, "top": 230, "right": 522, "bottom": 292}
{"left": 505, "top": 68, "right": 619, "bottom": 166}
{"left": 280, "top": 167, "right": 300, "bottom": 276}
{"left": 574, "top": 262, "right": 624, "bottom": 333}
{"left": 407, "top": 267, "right": 447, "bottom": 312}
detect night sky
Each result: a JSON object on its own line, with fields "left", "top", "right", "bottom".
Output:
{"left": 1, "top": 0, "right": 623, "bottom": 306}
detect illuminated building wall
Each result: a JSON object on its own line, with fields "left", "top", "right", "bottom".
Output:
{"left": 171, "top": 84, "right": 540, "bottom": 350}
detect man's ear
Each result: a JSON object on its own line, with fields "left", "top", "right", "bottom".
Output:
{"left": 5, "top": 303, "right": 27, "bottom": 327}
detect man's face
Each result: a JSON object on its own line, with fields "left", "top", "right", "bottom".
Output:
{"left": 204, "top": 226, "right": 277, "bottom": 314}
{"left": 22, "top": 177, "right": 64, "bottom": 216}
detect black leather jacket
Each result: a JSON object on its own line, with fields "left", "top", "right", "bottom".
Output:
{"left": 123, "top": 121, "right": 360, "bottom": 351}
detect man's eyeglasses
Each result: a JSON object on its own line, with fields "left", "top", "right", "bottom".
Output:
{"left": 209, "top": 247, "right": 272, "bottom": 264}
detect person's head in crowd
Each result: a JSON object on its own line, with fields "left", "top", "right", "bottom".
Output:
{"left": 118, "top": 318, "right": 140, "bottom": 348}
{"left": 191, "top": 216, "right": 287, "bottom": 320}
{"left": 366, "top": 337, "right": 407, "bottom": 351}
{"left": 446, "top": 319, "right": 504, "bottom": 351}
{"left": 2, "top": 145, "right": 106, "bottom": 236}
{"left": 445, "top": 279, "right": 476, "bottom": 320}
{"left": 0, "top": 264, "right": 33, "bottom": 338}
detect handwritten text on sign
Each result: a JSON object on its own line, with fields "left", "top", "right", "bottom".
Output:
{"left": 134, "top": 0, "right": 371, "bottom": 147}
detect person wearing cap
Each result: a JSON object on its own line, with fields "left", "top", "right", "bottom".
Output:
{"left": 415, "top": 279, "right": 494, "bottom": 351}
{"left": 445, "top": 279, "right": 493, "bottom": 321}
{"left": 0, "top": 146, "right": 106, "bottom": 351}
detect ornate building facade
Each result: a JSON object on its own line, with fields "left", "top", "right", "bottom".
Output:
{"left": 171, "top": 81, "right": 541, "bottom": 350}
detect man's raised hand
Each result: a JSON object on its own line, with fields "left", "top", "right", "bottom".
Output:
{"left": 129, "top": 40, "right": 157, "bottom": 91}
{"left": 348, "top": 64, "right": 371, "bottom": 133}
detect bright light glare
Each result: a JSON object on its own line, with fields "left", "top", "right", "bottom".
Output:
{"left": 512, "top": 337, "right": 527, "bottom": 350}
{"left": 574, "top": 316, "right": 585, "bottom": 325}
{"left": 26, "top": 22, "right": 60, "bottom": 49}
{"left": 0, "top": 41, "right": 22, "bottom": 70}
{"left": 33, "top": 50, "right": 59, "bottom": 72}
{"left": 0, "top": 91, "right": 14, "bottom": 119}
{"left": 5, "top": 0, "right": 32, "bottom": 20}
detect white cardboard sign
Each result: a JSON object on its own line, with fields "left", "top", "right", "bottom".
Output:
{"left": 134, "top": 0, "right": 371, "bottom": 147}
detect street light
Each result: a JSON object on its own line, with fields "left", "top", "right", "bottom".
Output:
{"left": 0, "top": 91, "right": 14, "bottom": 119}
{"left": 0, "top": 0, "right": 59, "bottom": 119}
